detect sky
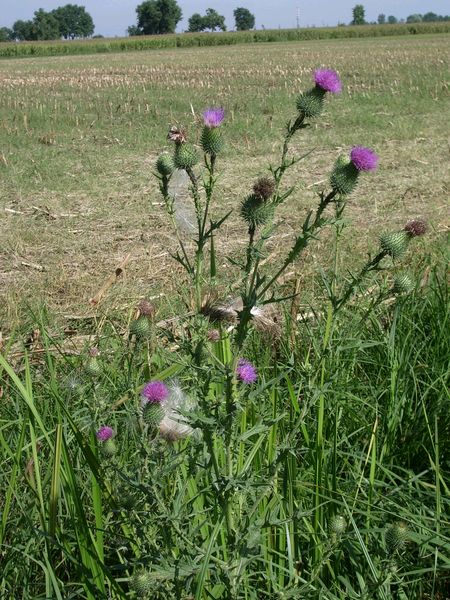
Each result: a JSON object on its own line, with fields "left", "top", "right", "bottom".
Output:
{"left": 2, "top": 1, "right": 449, "bottom": 36}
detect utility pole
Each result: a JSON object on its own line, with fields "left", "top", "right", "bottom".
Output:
{"left": 296, "top": 5, "right": 300, "bottom": 29}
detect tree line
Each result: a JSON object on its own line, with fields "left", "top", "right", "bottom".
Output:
{"left": 1, "top": 2, "right": 448, "bottom": 43}
{"left": 351, "top": 5, "right": 450, "bottom": 26}
{"left": 127, "top": 1, "right": 254, "bottom": 35}
{"left": 0, "top": 4, "right": 95, "bottom": 42}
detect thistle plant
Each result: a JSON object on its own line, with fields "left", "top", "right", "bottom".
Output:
{"left": 126, "top": 67, "right": 431, "bottom": 593}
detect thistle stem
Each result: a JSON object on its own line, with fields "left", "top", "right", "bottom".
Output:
{"left": 334, "top": 250, "right": 387, "bottom": 312}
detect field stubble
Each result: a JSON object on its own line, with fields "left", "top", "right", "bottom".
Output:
{"left": 0, "top": 35, "right": 449, "bottom": 328}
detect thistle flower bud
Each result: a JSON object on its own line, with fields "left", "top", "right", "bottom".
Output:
{"left": 404, "top": 219, "right": 427, "bottom": 237}
{"left": 392, "top": 273, "right": 415, "bottom": 295}
{"left": 379, "top": 231, "right": 409, "bottom": 260}
{"left": 386, "top": 521, "right": 409, "bottom": 554}
{"left": 130, "top": 315, "right": 151, "bottom": 339}
{"left": 96, "top": 426, "right": 116, "bottom": 455}
{"left": 240, "top": 194, "right": 274, "bottom": 230}
{"left": 142, "top": 402, "right": 165, "bottom": 426}
{"left": 253, "top": 177, "right": 275, "bottom": 201}
{"left": 131, "top": 569, "right": 153, "bottom": 596}
{"left": 329, "top": 514, "right": 347, "bottom": 537}
{"left": 330, "top": 155, "right": 359, "bottom": 195}
{"left": 200, "top": 126, "right": 223, "bottom": 156}
{"left": 296, "top": 86, "right": 326, "bottom": 119}
{"left": 102, "top": 438, "right": 117, "bottom": 456}
{"left": 296, "top": 69, "right": 341, "bottom": 120}
{"left": 140, "top": 380, "right": 168, "bottom": 427}
{"left": 131, "top": 300, "right": 155, "bottom": 339}
{"left": 156, "top": 152, "right": 174, "bottom": 177}
{"left": 174, "top": 143, "right": 199, "bottom": 170}
{"left": 85, "top": 347, "right": 101, "bottom": 376}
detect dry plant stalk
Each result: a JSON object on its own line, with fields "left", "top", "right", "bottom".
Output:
{"left": 89, "top": 253, "right": 131, "bottom": 306}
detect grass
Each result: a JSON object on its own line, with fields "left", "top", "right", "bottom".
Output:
{"left": 0, "top": 35, "right": 449, "bottom": 597}
{"left": 0, "top": 267, "right": 448, "bottom": 598}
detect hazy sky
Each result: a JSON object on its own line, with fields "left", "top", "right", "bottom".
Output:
{"left": 2, "top": 1, "right": 448, "bottom": 36}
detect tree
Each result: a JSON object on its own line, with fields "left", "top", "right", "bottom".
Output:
{"left": 387, "top": 15, "right": 397, "bottom": 24}
{"left": 422, "top": 12, "right": 438, "bottom": 22}
{"left": 377, "top": 13, "right": 386, "bottom": 25}
{"left": 0, "top": 27, "right": 13, "bottom": 42}
{"left": 51, "top": 4, "right": 94, "bottom": 39}
{"left": 127, "top": 25, "right": 141, "bottom": 36}
{"left": 131, "top": 0, "right": 182, "bottom": 35}
{"left": 32, "top": 9, "right": 61, "bottom": 40}
{"left": 203, "top": 8, "right": 226, "bottom": 32}
{"left": 234, "top": 7, "right": 255, "bottom": 31}
{"left": 406, "top": 14, "right": 422, "bottom": 24}
{"left": 351, "top": 5, "right": 366, "bottom": 25}
{"left": 188, "top": 13, "right": 205, "bottom": 32}
{"left": 12, "top": 19, "right": 35, "bottom": 41}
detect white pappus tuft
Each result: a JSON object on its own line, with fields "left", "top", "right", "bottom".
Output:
{"left": 159, "top": 381, "right": 197, "bottom": 442}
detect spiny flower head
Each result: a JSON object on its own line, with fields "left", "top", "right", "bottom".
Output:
{"left": 96, "top": 426, "right": 114, "bottom": 441}
{"left": 404, "top": 219, "right": 427, "bottom": 237}
{"left": 236, "top": 359, "right": 258, "bottom": 384}
{"left": 141, "top": 380, "right": 169, "bottom": 404}
{"left": 314, "top": 69, "right": 342, "bottom": 94}
{"left": 350, "top": 146, "right": 379, "bottom": 171}
{"left": 203, "top": 107, "right": 225, "bottom": 128}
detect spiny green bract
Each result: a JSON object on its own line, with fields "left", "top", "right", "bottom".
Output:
{"left": 200, "top": 126, "right": 223, "bottom": 156}
{"left": 240, "top": 194, "right": 274, "bottom": 229}
{"left": 156, "top": 152, "right": 175, "bottom": 177}
{"left": 393, "top": 272, "right": 415, "bottom": 295}
{"left": 174, "top": 143, "right": 199, "bottom": 170}
{"left": 330, "top": 155, "right": 359, "bottom": 195}
{"left": 130, "top": 315, "right": 151, "bottom": 339}
{"left": 329, "top": 514, "right": 347, "bottom": 536}
{"left": 380, "top": 230, "right": 409, "bottom": 259}
{"left": 131, "top": 569, "right": 153, "bottom": 596}
{"left": 85, "top": 356, "right": 101, "bottom": 376}
{"left": 142, "top": 402, "right": 165, "bottom": 426}
{"left": 386, "top": 521, "right": 409, "bottom": 554}
{"left": 102, "top": 438, "right": 117, "bottom": 456}
{"left": 296, "top": 87, "right": 326, "bottom": 119}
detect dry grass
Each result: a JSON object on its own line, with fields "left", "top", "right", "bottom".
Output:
{"left": 0, "top": 35, "right": 449, "bottom": 329}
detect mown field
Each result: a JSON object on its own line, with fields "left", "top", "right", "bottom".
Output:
{"left": 0, "top": 34, "right": 449, "bottom": 599}
{"left": 0, "top": 34, "right": 449, "bottom": 327}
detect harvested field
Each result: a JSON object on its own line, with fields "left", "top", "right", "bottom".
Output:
{"left": 0, "top": 34, "right": 449, "bottom": 327}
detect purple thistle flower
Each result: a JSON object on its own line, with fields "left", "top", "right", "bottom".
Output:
{"left": 203, "top": 107, "right": 225, "bottom": 128}
{"left": 142, "top": 380, "right": 169, "bottom": 404}
{"left": 96, "top": 426, "right": 114, "bottom": 442}
{"left": 314, "top": 69, "right": 342, "bottom": 94}
{"left": 350, "top": 146, "right": 379, "bottom": 171}
{"left": 236, "top": 359, "right": 258, "bottom": 384}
